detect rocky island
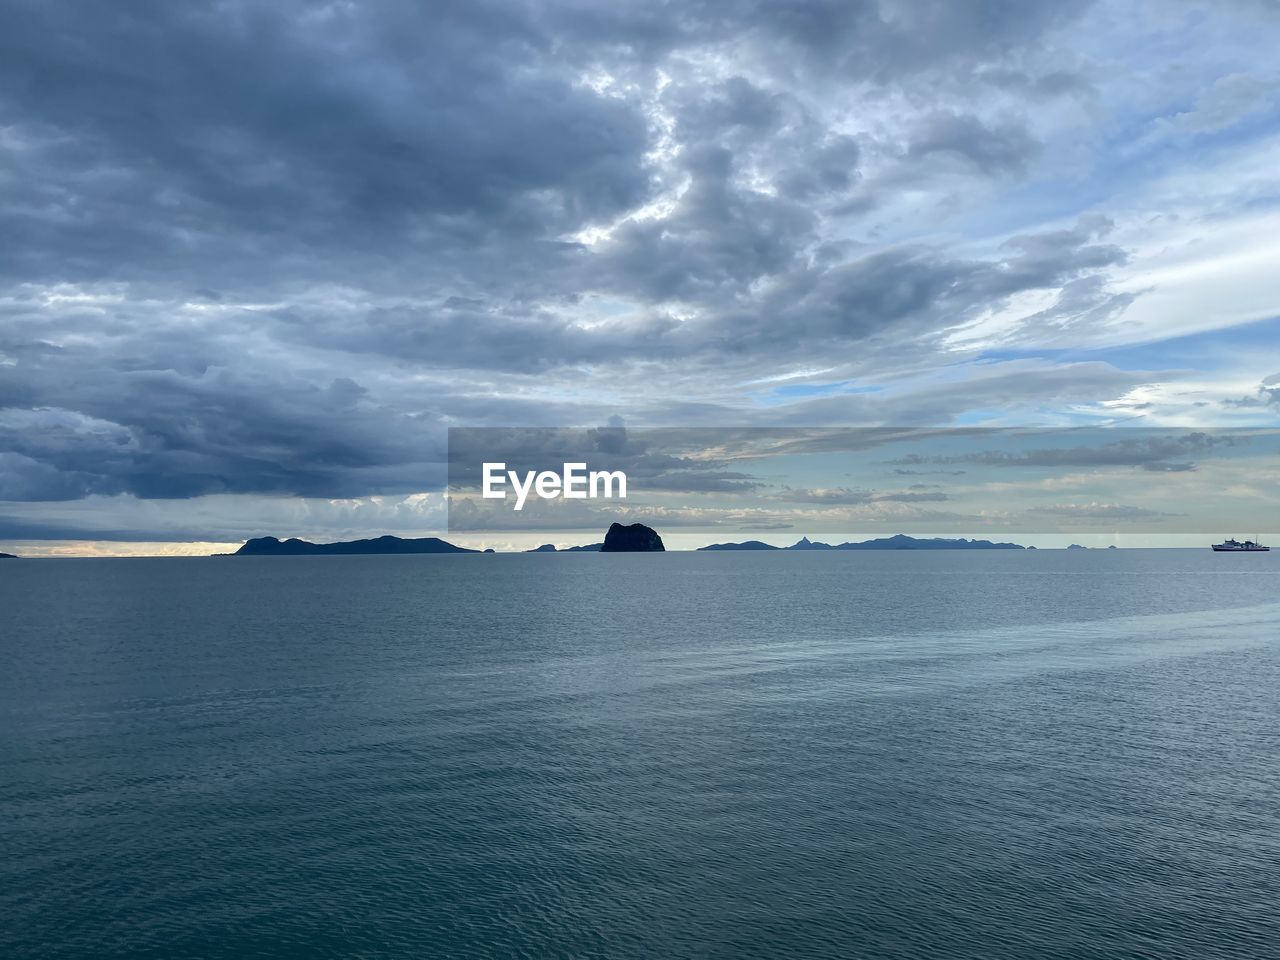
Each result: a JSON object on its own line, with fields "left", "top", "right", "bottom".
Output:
{"left": 600, "top": 522, "right": 665, "bottom": 552}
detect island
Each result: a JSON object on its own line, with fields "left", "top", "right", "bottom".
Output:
{"left": 226, "top": 529, "right": 1033, "bottom": 556}
{"left": 526, "top": 542, "right": 604, "bottom": 553}
{"left": 701, "top": 540, "right": 779, "bottom": 551}
{"left": 697, "top": 534, "right": 1026, "bottom": 551}
{"left": 600, "top": 522, "right": 665, "bottom": 552}
{"left": 788, "top": 536, "right": 830, "bottom": 550}
{"left": 0, "top": 552, "right": 18, "bottom": 559}
{"left": 235, "top": 535, "right": 477, "bottom": 556}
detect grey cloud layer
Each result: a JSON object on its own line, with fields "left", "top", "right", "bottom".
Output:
{"left": 1, "top": 0, "right": 1255, "bottom": 534}
{"left": 888, "top": 432, "right": 1240, "bottom": 472}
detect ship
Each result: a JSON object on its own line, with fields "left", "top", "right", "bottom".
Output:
{"left": 1211, "top": 537, "right": 1270, "bottom": 552}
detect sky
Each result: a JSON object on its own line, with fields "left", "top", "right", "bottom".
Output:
{"left": 1, "top": 0, "right": 1279, "bottom": 555}
{"left": 442, "top": 426, "right": 1280, "bottom": 550}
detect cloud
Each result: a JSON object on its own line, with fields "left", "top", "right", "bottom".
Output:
{"left": 1169, "top": 73, "right": 1278, "bottom": 133}
{"left": 0, "top": 491, "right": 447, "bottom": 542}
{"left": 0, "top": 1, "right": 654, "bottom": 289}
{"left": 774, "top": 486, "right": 949, "bottom": 504}
{"left": 1028, "top": 502, "right": 1182, "bottom": 520}
{"left": 890, "top": 431, "right": 1239, "bottom": 472}
{"left": 1230, "top": 373, "right": 1280, "bottom": 408}
{"left": 905, "top": 111, "right": 1042, "bottom": 176}
{"left": 446, "top": 426, "right": 768, "bottom": 496}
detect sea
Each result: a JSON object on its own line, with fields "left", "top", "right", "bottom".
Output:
{"left": 2, "top": 549, "right": 1279, "bottom": 958}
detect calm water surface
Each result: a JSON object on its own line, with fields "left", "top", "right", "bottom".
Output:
{"left": 3, "top": 550, "right": 1279, "bottom": 958}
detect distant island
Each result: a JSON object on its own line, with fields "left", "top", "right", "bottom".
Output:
{"left": 601, "top": 522, "right": 665, "bottom": 552}
{"left": 699, "top": 534, "right": 1027, "bottom": 551}
{"left": 0, "top": 552, "right": 18, "bottom": 559}
{"left": 522, "top": 525, "right": 663, "bottom": 553}
{"left": 700, "top": 540, "right": 779, "bottom": 551}
{"left": 228, "top": 529, "right": 1039, "bottom": 556}
{"left": 235, "top": 535, "right": 477, "bottom": 556}
{"left": 231, "top": 532, "right": 624, "bottom": 556}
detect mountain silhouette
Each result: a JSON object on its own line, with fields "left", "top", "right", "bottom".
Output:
{"left": 835, "top": 534, "right": 1024, "bottom": 550}
{"left": 787, "top": 536, "right": 833, "bottom": 550}
{"left": 697, "top": 534, "right": 1025, "bottom": 551}
{"left": 701, "top": 540, "right": 779, "bottom": 551}
{"left": 235, "top": 535, "right": 477, "bottom": 556}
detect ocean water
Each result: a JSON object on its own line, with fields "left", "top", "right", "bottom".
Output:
{"left": 3, "top": 549, "right": 1280, "bottom": 959}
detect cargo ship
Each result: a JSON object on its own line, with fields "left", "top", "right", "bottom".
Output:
{"left": 1211, "top": 537, "right": 1270, "bottom": 552}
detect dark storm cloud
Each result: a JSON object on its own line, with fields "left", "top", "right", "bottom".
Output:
{"left": 0, "top": 0, "right": 1081, "bottom": 291}
{"left": 0, "top": 0, "right": 654, "bottom": 289}
{"left": 1, "top": 0, "right": 1155, "bottom": 528}
{"left": 0, "top": 377, "right": 447, "bottom": 501}
{"left": 275, "top": 216, "right": 1131, "bottom": 375}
